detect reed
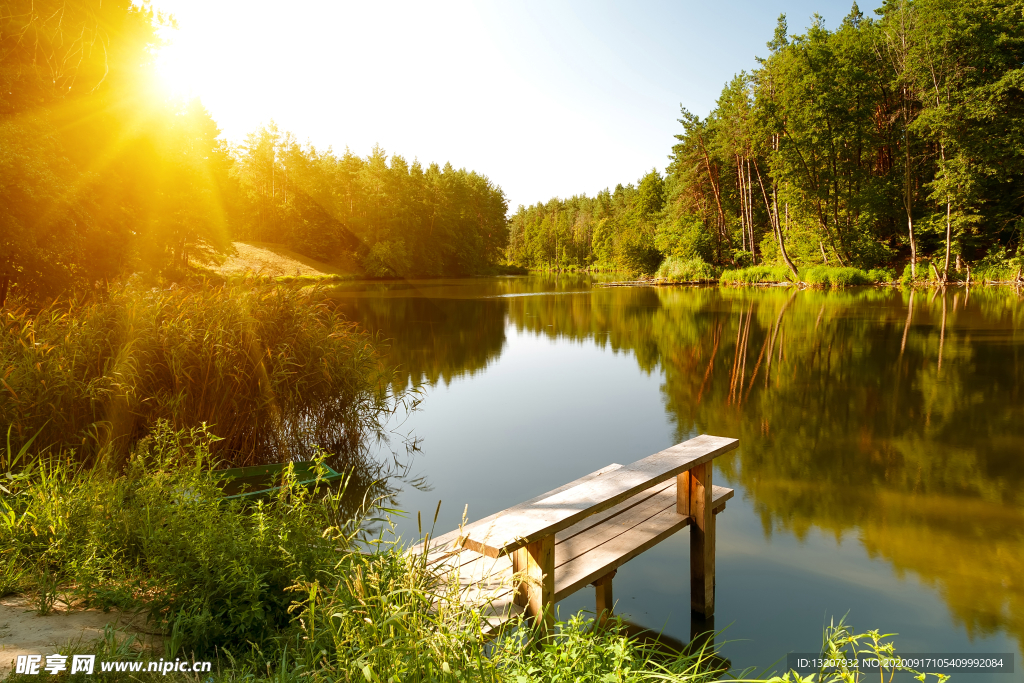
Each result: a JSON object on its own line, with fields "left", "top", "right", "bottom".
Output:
{"left": 0, "top": 278, "right": 399, "bottom": 468}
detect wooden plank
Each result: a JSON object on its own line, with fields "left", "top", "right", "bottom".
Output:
{"left": 409, "top": 463, "right": 625, "bottom": 556}
{"left": 554, "top": 504, "right": 689, "bottom": 601}
{"left": 556, "top": 478, "right": 675, "bottom": 545}
{"left": 429, "top": 484, "right": 731, "bottom": 600}
{"left": 556, "top": 485, "right": 730, "bottom": 575}
{"left": 464, "top": 435, "right": 738, "bottom": 556}
{"left": 556, "top": 482, "right": 679, "bottom": 569}
{"left": 552, "top": 485, "right": 733, "bottom": 602}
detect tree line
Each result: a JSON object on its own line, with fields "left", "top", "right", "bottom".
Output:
{"left": 1, "top": 0, "right": 507, "bottom": 306}
{"left": 507, "top": 0, "right": 1024, "bottom": 280}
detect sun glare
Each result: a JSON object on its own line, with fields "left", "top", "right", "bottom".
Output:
{"left": 154, "top": 30, "right": 197, "bottom": 100}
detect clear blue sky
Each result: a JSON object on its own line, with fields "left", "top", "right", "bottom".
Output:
{"left": 152, "top": 0, "right": 880, "bottom": 211}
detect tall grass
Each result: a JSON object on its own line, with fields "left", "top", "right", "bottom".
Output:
{"left": 720, "top": 265, "right": 794, "bottom": 285}
{"left": 656, "top": 257, "right": 719, "bottom": 283}
{"left": 801, "top": 266, "right": 887, "bottom": 288}
{"left": 1, "top": 278, "right": 399, "bottom": 467}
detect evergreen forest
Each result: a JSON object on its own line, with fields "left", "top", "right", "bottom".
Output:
{"left": 507, "top": 0, "right": 1024, "bottom": 281}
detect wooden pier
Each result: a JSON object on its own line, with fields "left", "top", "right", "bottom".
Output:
{"left": 412, "top": 434, "right": 738, "bottom": 633}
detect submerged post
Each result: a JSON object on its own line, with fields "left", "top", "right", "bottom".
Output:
{"left": 677, "top": 461, "right": 715, "bottom": 616}
{"left": 513, "top": 535, "right": 555, "bottom": 632}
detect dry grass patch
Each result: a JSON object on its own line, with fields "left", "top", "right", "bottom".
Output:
{"left": 212, "top": 242, "right": 359, "bottom": 279}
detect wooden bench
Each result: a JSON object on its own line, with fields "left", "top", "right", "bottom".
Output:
{"left": 412, "top": 434, "right": 738, "bottom": 633}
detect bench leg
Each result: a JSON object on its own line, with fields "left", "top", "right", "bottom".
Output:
{"left": 678, "top": 462, "right": 715, "bottom": 617}
{"left": 593, "top": 569, "right": 616, "bottom": 624}
{"left": 512, "top": 535, "right": 554, "bottom": 633}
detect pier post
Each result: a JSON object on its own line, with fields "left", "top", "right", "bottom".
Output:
{"left": 593, "top": 569, "right": 617, "bottom": 624}
{"left": 513, "top": 535, "right": 555, "bottom": 632}
{"left": 677, "top": 462, "right": 715, "bottom": 617}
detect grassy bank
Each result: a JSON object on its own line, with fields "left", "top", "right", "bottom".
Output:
{"left": 0, "top": 279, "right": 398, "bottom": 469}
{"left": 0, "top": 428, "right": 729, "bottom": 681}
{"left": 1, "top": 428, "right": 947, "bottom": 683}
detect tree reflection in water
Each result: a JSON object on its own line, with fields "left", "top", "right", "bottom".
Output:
{"left": 333, "top": 278, "right": 1024, "bottom": 653}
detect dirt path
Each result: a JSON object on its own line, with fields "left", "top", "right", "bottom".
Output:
{"left": 0, "top": 596, "right": 160, "bottom": 675}
{"left": 211, "top": 241, "right": 359, "bottom": 278}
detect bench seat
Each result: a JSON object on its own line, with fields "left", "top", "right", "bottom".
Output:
{"left": 421, "top": 475, "right": 732, "bottom": 632}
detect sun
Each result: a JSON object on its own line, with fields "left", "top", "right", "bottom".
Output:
{"left": 154, "top": 29, "right": 197, "bottom": 100}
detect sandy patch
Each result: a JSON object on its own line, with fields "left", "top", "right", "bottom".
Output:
{"left": 0, "top": 596, "right": 162, "bottom": 675}
{"left": 213, "top": 242, "right": 354, "bottom": 278}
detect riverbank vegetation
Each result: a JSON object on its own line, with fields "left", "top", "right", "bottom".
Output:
{"left": 0, "top": 427, "right": 724, "bottom": 681}
{"left": 1, "top": 425, "right": 948, "bottom": 682}
{"left": 506, "top": 0, "right": 1024, "bottom": 283}
{"left": 0, "top": 279, "right": 399, "bottom": 470}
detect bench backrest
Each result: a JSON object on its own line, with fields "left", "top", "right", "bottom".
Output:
{"left": 462, "top": 434, "right": 738, "bottom": 557}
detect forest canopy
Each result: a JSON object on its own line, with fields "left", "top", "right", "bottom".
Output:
{"left": 0, "top": 0, "right": 507, "bottom": 306}
{"left": 3, "top": 0, "right": 1022, "bottom": 302}
{"left": 506, "top": 0, "right": 1024, "bottom": 280}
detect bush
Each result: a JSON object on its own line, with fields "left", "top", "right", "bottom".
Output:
{"left": 720, "top": 264, "right": 794, "bottom": 284}
{"left": 655, "top": 257, "right": 719, "bottom": 283}
{"left": 0, "top": 279, "right": 398, "bottom": 467}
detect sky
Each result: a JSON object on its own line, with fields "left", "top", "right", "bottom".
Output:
{"left": 150, "top": 0, "right": 881, "bottom": 211}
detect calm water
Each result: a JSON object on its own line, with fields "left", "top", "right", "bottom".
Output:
{"left": 331, "top": 276, "right": 1023, "bottom": 680}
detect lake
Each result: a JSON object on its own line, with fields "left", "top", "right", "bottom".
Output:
{"left": 331, "top": 276, "right": 1023, "bottom": 681}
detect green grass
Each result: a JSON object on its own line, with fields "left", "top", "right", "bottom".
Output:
{"left": 656, "top": 257, "right": 720, "bottom": 283}
{"left": 719, "top": 265, "right": 891, "bottom": 287}
{"left": 801, "top": 266, "right": 886, "bottom": 288}
{"left": 0, "top": 279, "right": 399, "bottom": 468}
{"left": 720, "top": 265, "right": 794, "bottom": 285}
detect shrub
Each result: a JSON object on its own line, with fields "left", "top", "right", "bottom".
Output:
{"left": 655, "top": 257, "right": 719, "bottom": 283}
{"left": 0, "top": 279, "right": 398, "bottom": 467}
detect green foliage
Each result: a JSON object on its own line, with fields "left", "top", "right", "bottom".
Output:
{"left": 234, "top": 135, "right": 508, "bottom": 278}
{"left": 510, "top": 1, "right": 1024, "bottom": 283}
{"left": 656, "top": 257, "right": 719, "bottom": 283}
{"left": 0, "top": 423, "right": 372, "bottom": 655}
{"left": 0, "top": 280, "right": 397, "bottom": 466}
{"left": 720, "top": 265, "right": 794, "bottom": 284}
{"left": 801, "top": 266, "right": 877, "bottom": 288}
{"left": 765, "top": 616, "right": 951, "bottom": 683}
{"left": 656, "top": 214, "right": 715, "bottom": 263}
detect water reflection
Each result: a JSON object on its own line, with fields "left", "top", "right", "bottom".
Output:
{"left": 331, "top": 278, "right": 1024, "bottom": 656}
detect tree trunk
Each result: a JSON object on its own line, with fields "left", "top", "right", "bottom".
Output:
{"left": 0, "top": 276, "right": 9, "bottom": 308}
{"left": 943, "top": 199, "right": 952, "bottom": 282}
{"left": 753, "top": 157, "right": 798, "bottom": 280}
{"left": 904, "top": 124, "right": 917, "bottom": 279}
